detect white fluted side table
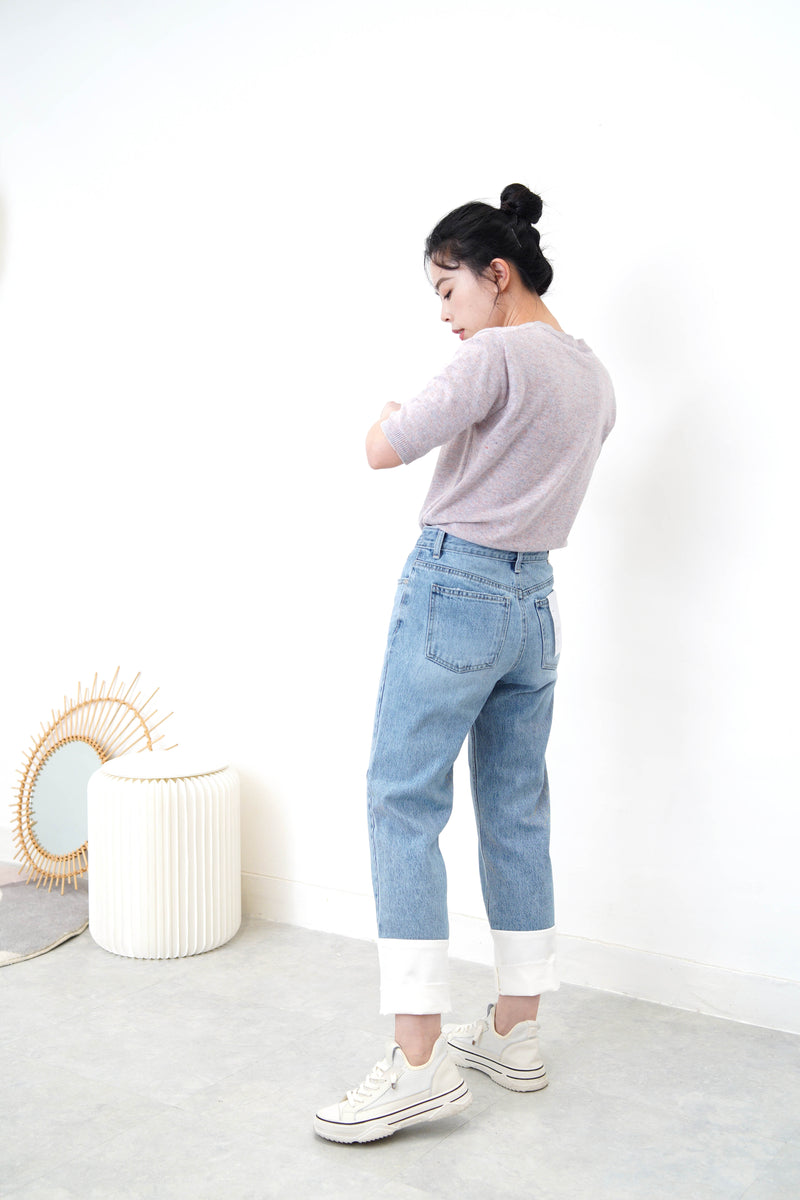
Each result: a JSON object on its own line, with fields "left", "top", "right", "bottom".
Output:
{"left": 87, "top": 750, "right": 241, "bottom": 959}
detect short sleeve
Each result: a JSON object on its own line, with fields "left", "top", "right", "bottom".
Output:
{"left": 381, "top": 330, "right": 509, "bottom": 465}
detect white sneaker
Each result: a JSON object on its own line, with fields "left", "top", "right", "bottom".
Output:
{"left": 443, "top": 1003, "right": 548, "bottom": 1093}
{"left": 314, "top": 1034, "right": 472, "bottom": 1143}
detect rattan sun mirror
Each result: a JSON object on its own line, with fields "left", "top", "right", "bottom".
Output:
{"left": 12, "top": 670, "right": 173, "bottom": 892}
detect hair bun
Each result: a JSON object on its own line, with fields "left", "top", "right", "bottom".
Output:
{"left": 499, "top": 183, "right": 543, "bottom": 225}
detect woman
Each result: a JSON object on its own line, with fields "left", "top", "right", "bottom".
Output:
{"left": 314, "top": 184, "right": 615, "bottom": 1143}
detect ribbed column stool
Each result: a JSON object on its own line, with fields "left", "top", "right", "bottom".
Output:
{"left": 87, "top": 750, "right": 241, "bottom": 958}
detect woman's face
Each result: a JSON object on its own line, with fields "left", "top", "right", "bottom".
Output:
{"left": 430, "top": 261, "right": 504, "bottom": 341}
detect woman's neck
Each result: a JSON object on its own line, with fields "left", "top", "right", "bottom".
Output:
{"left": 502, "top": 289, "right": 563, "bottom": 333}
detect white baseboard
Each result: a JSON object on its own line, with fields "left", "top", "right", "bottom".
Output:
{"left": 242, "top": 872, "right": 800, "bottom": 1036}
{"left": 243, "top": 870, "right": 379, "bottom": 943}
{"left": 555, "top": 933, "right": 800, "bottom": 1036}
{"left": 0, "top": 823, "right": 17, "bottom": 865}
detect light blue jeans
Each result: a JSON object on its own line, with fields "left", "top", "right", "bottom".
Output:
{"left": 367, "top": 528, "right": 560, "bottom": 1012}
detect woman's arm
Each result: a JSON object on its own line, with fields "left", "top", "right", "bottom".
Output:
{"left": 366, "top": 402, "right": 403, "bottom": 470}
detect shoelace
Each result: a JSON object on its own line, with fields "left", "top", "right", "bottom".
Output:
{"left": 346, "top": 1053, "right": 399, "bottom": 1106}
{"left": 450, "top": 1016, "right": 489, "bottom": 1043}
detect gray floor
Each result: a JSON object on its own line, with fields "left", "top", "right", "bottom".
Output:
{"left": 2, "top": 919, "right": 799, "bottom": 1200}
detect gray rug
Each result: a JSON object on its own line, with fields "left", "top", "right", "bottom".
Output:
{"left": 0, "top": 863, "right": 89, "bottom": 966}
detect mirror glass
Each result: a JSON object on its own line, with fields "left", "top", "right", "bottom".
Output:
{"left": 32, "top": 741, "right": 103, "bottom": 856}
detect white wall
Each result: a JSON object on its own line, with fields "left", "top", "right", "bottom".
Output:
{"left": 1, "top": 0, "right": 798, "bottom": 1031}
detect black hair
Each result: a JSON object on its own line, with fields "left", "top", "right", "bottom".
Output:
{"left": 425, "top": 183, "right": 553, "bottom": 296}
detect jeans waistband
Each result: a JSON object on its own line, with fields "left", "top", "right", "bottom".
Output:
{"left": 418, "top": 527, "right": 550, "bottom": 564}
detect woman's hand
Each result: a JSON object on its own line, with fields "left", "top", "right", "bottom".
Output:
{"left": 379, "top": 401, "right": 402, "bottom": 421}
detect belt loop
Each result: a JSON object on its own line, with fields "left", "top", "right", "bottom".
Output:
{"left": 433, "top": 529, "right": 446, "bottom": 559}
{"left": 514, "top": 551, "right": 523, "bottom": 574}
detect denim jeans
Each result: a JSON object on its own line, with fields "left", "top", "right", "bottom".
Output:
{"left": 367, "top": 528, "right": 561, "bottom": 1013}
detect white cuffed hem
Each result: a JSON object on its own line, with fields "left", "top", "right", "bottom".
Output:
{"left": 492, "top": 927, "right": 560, "bottom": 996}
{"left": 377, "top": 938, "right": 451, "bottom": 1014}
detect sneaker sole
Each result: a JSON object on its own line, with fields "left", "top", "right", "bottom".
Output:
{"left": 446, "top": 1043, "right": 548, "bottom": 1093}
{"left": 313, "top": 1079, "right": 472, "bottom": 1144}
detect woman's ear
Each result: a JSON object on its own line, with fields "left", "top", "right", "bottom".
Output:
{"left": 489, "top": 258, "right": 513, "bottom": 292}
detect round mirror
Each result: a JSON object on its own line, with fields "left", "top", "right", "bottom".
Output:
{"left": 13, "top": 670, "right": 174, "bottom": 891}
{"left": 31, "top": 741, "right": 103, "bottom": 856}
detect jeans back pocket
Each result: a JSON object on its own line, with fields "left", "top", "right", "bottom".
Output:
{"left": 425, "top": 584, "right": 510, "bottom": 673}
{"left": 535, "top": 590, "right": 562, "bottom": 670}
